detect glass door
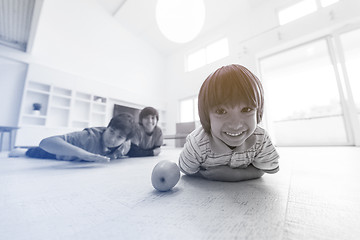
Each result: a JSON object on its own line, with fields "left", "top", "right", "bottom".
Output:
{"left": 259, "top": 38, "right": 349, "bottom": 146}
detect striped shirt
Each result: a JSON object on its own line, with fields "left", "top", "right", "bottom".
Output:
{"left": 179, "top": 126, "right": 279, "bottom": 175}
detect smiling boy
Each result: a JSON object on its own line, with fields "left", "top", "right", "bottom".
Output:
{"left": 127, "top": 107, "right": 163, "bottom": 157}
{"left": 179, "top": 64, "right": 279, "bottom": 181}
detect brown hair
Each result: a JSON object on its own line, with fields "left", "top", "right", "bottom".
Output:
{"left": 198, "top": 64, "right": 264, "bottom": 133}
{"left": 108, "top": 112, "right": 136, "bottom": 140}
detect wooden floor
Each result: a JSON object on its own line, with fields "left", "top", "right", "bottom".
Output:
{"left": 1, "top": 146, "right": 360, "bottom": 240}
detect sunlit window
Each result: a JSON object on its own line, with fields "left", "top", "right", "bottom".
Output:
{"left": 320, "top": 0, "right": 339, "bottom": 7}
{"left": 278, "top": 0, "right": 317, "bottom": 25}
{"left": 259, "top": 39, "right": 348, "bottom": 145}
{"left": 186, "top": 38, "right": 229, "bottom": 72}
{"left": 180, "top": 97, "right": 199, "bottom": 122}
{"left": 206, "top": 38, "right": 229, "bottom": 64}
{"left": 187, "top": 49, "right": 206, "bottom": 72}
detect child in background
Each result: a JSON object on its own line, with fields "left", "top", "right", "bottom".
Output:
{"left": 127, "top": 107, "right": 163, "bottom": 157}
{"left": 10, "top": 113, "right": 137, "bottom": 162}
{"left": 179, "top": 64, "right": 279, "bottom": 182}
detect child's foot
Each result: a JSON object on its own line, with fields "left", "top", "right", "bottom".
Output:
{"left": 8, "top": 148, "right": 28, "bottom": 157}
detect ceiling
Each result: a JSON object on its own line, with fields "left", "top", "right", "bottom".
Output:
{"left": 0, "top": 0, "right": 273, "bottom": 55}
{"left": 0, "top": 0, "right": 35, "bottom": 51}
{"left": 100, "top": 0, "right": 270, "bottom": 55}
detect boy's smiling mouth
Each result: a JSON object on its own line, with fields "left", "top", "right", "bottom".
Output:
{"left": 225, "top": 131, "right": 244, "bottom": 137}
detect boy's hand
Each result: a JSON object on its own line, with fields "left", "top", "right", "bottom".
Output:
{"left": 152, "top": 147, "right": 161, "bottom": 156}
{"left": 199, "top": 166, "right": 228, "bottom": 179}
{"left": 81, "top": 153, "right": 110, "bottom": 163}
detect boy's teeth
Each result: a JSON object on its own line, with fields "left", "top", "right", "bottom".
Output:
{"left": 226, "top": 132, "right": 243, "bottom": 137}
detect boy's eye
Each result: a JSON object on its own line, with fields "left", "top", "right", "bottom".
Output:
{"left": 215, "top": 108, "right": 227, "bottom": 115}
{"left": 242, "top": 107, "right": 254, "bottom": 113}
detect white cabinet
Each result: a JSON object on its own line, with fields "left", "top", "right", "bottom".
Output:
{"left": 17, "top": 81, "right": 108, "bottom": 146}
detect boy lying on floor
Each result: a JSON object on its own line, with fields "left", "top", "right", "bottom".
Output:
{"left": 9, "top": 113, "right": 137, "bottom": 162}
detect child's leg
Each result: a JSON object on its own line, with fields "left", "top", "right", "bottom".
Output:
{"left": 25, "top": 147, "right": 57, "bottom": 159}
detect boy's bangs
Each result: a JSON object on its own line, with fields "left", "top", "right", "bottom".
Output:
{"left": 208, "top": 77, "right": 258, "bottom": 109}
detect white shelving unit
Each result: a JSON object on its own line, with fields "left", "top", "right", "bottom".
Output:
{"left": 17, "top": 81, "right": 108, "bottom": 146}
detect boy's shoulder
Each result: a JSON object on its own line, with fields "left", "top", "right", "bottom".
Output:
{"left": 252, "top": 126, "right": 274, "bottom": 146}
{"left": 188, "top": 126, "right": 209, "bottom": 144}
{"left": 154, "top": 125, "right": 163, "bottom": 135}
{"left": 253, "top": 126, "right": 266, "bottom": 135}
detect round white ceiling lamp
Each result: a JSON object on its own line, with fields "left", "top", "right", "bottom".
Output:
{"left": 156, "top": 0, "right": 206, "bottom": 43}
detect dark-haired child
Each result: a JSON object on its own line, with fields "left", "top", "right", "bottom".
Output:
{"left": 127, "top": 107, "right": 163, "bottom": 157}
{"left": 10, "top": 113, "right": 137, "bottom": 162}
{"left": 179, "top": 64, "right": 279, "bottom": 181}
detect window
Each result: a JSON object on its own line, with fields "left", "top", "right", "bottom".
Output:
{"left": 206, "top": 38, "right": 229, "bottom": 64}
{"left": 186, "top": 38, "right": 229, "bottom": 71}
{"left": 278, "top": 0, "right": 340, "bottom": 25}
{"left": 320, "top": 0, "right": 339, "bottom": 7}
{"left": 180, "top": 97, "right": 199, "bottom": 123}
{"left": 260, "top": 38, "right": 348, "bottom": 146}
{"left": 187, "top": 49, "right": 206, "bottom": 72}
{"left": 278, "top": 0, "right": 317, "bottom": 25}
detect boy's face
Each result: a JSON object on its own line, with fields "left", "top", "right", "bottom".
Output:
{"left": 141, "top": 115, "right": 158, "bottom": 134}
{"left": 103, "top": 127, "right": 127, "bottom": 148}
{"left": 209, "top": 103, "right": 257, "bottom": 148}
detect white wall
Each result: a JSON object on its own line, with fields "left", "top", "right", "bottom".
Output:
{"left": 0, "top": 0, "right": 167, "bottom": 126}
{"left": 30, "top": 0, "right": 166, "bottom": 110}
{"left": 164, "top": 0, "right": 360, "bottom": 135}
{"left": 0, "top": 57, "right": 27, "bottom": 150}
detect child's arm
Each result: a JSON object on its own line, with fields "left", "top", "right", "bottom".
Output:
{"left": 198, "top": 164, "right": 264, "bottom": 182}
{"left": 127, "top": 143, "right": 160, "bottom": 157}
{"left": 39, "top": 136, "right": 110, "bottom": 162}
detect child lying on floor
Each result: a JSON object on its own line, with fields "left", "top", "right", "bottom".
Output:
{"left": 127, "top": 107, "right": 163, "bottom": 157}
{"left": 179, "top": 64, "right": 279, "bottom": 181}
{"left": 9, "top": 113, "right": 137, "bottom": 162}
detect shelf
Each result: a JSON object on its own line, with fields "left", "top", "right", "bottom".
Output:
{"left": 76, "top": 92, "right": 91, "bottom": 101}
{"left": 48, "top": 108, "right": 69, "bottom": 127}
{"left": 52, "top": 93, "right": 72, "bottom": 99}
{"left": 51, "top": 95, "right": 71, "bottom": 108}
{"left": 92, "top": 103, "right": 106, "bottom": 112}
{"left": 73, "top": 100, "right": 90, "bottom": 121}
{"left": 91, "top": 112, "right": 106, "bottom": 125}
{"left": 28, "top": 81, "right": 50, "bottom": 92}
{"left": 27, "top": 89, "right": 50, "bottom": 95}
{"left": 71, "top": 120, "right": 89, "bottom": 129}
{"left": 19, "top": 80, "right": 113, "bottom": 143}
{"left": 50, "top": 105, "right": 70, "bottom": 110}
{"left": 93, "top": 96, "right": 106, "bottom": 103}
{"left": 22, "top": 116, "right": 46, "bottom": 126}
{"left": 23, "top": 91, "right": 49, "bottom": 116}
{"left": 91, "top": 111, "right": 106, "bottom": 115}
{"left": 53, "top": 86, "right": 72, "bottom": 97}
{"left": 22, "top": 113, "right": 47, "bottom": 118}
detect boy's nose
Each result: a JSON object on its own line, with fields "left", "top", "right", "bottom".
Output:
{"left": 227, "top": 121, "right": 243, "bottom": 130}
{"left": 227, "top": 115, "right": 244, "bottom": 129}
{"left": 110, "top": 136, "right": 117, "bottom": 144}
